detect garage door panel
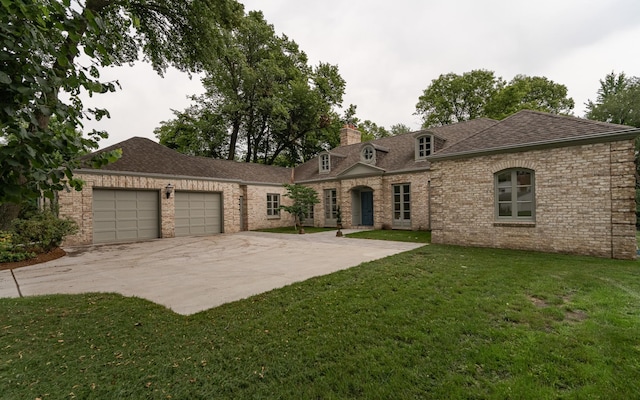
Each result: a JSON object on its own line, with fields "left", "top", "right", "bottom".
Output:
{"left": 175, "top": 192, "right": 221, "bottom": 237}
{"left": 93, "top": 189, "right": 159, "bottom": 244}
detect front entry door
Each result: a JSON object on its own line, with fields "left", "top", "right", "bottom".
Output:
{"left": 361, "top": 191, "right": 373, "bottom": 225}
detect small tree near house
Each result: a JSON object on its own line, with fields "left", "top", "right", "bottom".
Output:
{"left": 280, "top": 184, "right": 320, "bottom": 233}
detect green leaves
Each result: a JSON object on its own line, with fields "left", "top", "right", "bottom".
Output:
{"left": 280, "top": 184, "right": 320, "bottom": 228}
{"left": 415, "top": 70, "right": 574, "bottom": 127}
{"left": 1, "top": 0, "right": 243, "bottom": 204}
{"left": 585, "top": 71, "right": 640, "bottom": 128}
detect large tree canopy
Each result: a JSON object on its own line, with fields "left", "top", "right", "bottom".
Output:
{"left": 415, "top": 70, "right": 574, "bottom": 128}
{"left": 0, "top": 0, "right": 242, "bottom": 203}
{"left": 157, "top": 11, "right": 346, "bottom": 167}
{"left": 585, "top": 71, "right": 640, "bottom": 128}
{"left": 484, "top": 75, "right": 575, "bottom": 120}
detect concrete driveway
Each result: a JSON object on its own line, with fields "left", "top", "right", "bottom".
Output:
{"left": 0, "top": 230, "right": 423, "bottom": 315}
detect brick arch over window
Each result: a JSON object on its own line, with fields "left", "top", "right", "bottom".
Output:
{"left": 491, "top": 160, "right": 537, "bottom": 174}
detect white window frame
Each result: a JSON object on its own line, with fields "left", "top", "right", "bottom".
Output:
{"left": 267, "top": 193, "right": 280, "bottom": 218}
{"left": 495, "top": 169, "right": 535, "bottom": 221}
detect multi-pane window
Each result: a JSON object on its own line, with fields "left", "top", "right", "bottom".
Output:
{"left": 495, "top": 169, "right": 534, "bottom": 220}
{"left": 320, "top": 154, "right": 330, "bottom": 172}
{"left": 416, "top": 135, "right": 432, "bottom": 159}
{"left": 361, "top": 146, "right": 374, "bottom": 163}
{"left": 267, "top": 193, "right": 280, "bottom": 217}
{"left": 393, "top": 184, "right": 411, "bottom": 227}
{"left": 304, "top": 204, "right": 314, "bottom": 225}
{"left": 324, "top": 189, "right": 337, "bottom": 220}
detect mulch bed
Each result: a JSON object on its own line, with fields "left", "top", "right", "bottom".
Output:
{"left": 0, "top": 248, "right": 66, "bottom": 271}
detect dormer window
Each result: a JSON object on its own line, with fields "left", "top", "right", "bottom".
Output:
{"left": 415, "top": 135, "right": 432, "bottom": 160}
{"left": 319, "top": 153, "right": 330, "bottom": 173}
{"left": 361, "top": 145, "right": 375, "bottom": 164}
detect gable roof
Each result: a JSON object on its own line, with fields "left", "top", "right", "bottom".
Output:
{"left": 82, "top": 137, "right": 292, "bottom": 184}
{"left": 294, "top": 118, "right": 497, "bottom": 181}
{"left": 430, "top": 110, "right": 639, "bottom": 159}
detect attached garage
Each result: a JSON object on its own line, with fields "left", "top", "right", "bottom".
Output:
{"left": 174, "top": 192, "right": 222, "bottom": 236}
{"left": 93, "top": 189, "right": 160, "bottom": 244}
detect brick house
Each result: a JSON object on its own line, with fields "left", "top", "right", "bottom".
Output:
{"left": 60, "top": 110, "right": 640, "bottom": 259}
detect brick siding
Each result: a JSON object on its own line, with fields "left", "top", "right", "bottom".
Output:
{"left": 430, "top": 140, "right": 637, "bottom": 259}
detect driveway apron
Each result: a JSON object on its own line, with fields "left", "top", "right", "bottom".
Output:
{"left": 0, "top": 231, "right": 423, "bottom": 315}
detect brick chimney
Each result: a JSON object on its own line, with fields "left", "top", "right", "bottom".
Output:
{"left": 340, "top": 124, "right": 361, "bottom": 147}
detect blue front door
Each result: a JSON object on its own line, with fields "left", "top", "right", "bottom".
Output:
{"left": 361, "top": 191, "right": 373, "bottom": 225}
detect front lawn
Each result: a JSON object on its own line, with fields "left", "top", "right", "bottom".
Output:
{"left": 346, "top": 229, "right": 431, "bottom": 243}
{"left": 1, "top": 244, "right": 639, "bottom": 398}
{"left": 255, "top": 226, "right": 336, "bottom": 234}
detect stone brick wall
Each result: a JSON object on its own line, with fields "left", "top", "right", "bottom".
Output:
{"left": 430, "top": 140, "right": 637, "bottom": 259}
{"left": 244, "top": 184, "right": 294, "bottom": 231}
{"left": 59, "top": 172, "right": 244, "bottom": 245}
{"left": 302, "top": 172, "right": 432, "bottom": 230}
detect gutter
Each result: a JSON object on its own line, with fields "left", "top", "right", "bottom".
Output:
{"left": 74, "top": 169, "right": 289, "bottom": 187}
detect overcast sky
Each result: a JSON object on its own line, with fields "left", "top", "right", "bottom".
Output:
{"left": 82, "top": 0, "right": 640, "bottom": 149}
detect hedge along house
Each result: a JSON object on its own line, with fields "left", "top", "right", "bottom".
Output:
{"left": 60, "top": 110, "right": 639, "bottom": 259}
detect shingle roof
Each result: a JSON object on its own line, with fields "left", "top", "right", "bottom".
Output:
{"left": 84, "top": 137, "right": 293, "bottom": 184}
{"left": 433, "top": 110, "right": 637, "bottom": 158}
{"left": 294, "top": 118, "right": 497, "bottom": 181}
{"left": 81, "top": 112, "right": 636, "bottom": 185}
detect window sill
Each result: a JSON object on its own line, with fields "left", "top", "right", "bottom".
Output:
{"left": 267, "top": 215, "right": 281, "bottom": 220}
{"left": 493, "top": 221, "right": 536, "bottom": 228}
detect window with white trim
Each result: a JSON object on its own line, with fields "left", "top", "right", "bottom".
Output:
{"left": 319, "top": 153, "right": 330, "bottom": 173}
{"left": 415, "top": 135, "right": 432, "bottom": 160}
{"left": 495, "top": 169, "right": 534, "bottom": 220}
{"left": 267, "top": 193, "right": 280, "bottom": 218}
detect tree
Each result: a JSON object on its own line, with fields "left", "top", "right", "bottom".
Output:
{"left": 485, "top": 75, "right": 574, "bottom": 120}
{"left": 390, "top": 123, "right": 412, "bottom": 135}
{"left": 585, "top": 71, "right": 640, "bottom": 127}
{"left": 585, "top": 71, "right": 640, "bottom": 227}
{"left": 415, "top": 70, "right": 574, "bottom": 128}
{"left": 1, "top": 0, "right": 242, "bottom": 204}
{"left": 415, "top": 69, "right": 503, "bottom": 127}
{"left": 191, "top": 11, "right": 346, "bottom": 166}
{"left": 341, "top": 104, "right": 410, "bottom": 142}
{"left": 155, "top": 103, "right": 229, "bottom": 158}
{"left": 279, "top": 184, "right": 320, "bottom": 233}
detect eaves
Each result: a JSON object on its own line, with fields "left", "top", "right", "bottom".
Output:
{"left": 427, "top": 128, "right": 640, "bottom": 162}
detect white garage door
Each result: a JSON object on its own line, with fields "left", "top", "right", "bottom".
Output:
{"left": 93, "top": 189, "right": 160, "bottom": 244}
{"left": 175, "top": 192, "right": 222, "bottom": 236}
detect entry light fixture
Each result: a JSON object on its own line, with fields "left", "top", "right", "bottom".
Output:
{"left": 165, "top": 183, "right": 174, "bottom": 199}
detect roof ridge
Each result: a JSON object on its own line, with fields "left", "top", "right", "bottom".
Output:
{"left": 431, "top": 118, "right": 500, "bottom": 155}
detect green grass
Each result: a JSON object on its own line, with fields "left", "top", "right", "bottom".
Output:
{"left": 2, "top": 244, "right": 640, "bottom": 398}
{"left": 255, "top": 226, "right": 336, "bottom": 234}
{"left": 346, "top": 229, "right": 431, "bottom": 243}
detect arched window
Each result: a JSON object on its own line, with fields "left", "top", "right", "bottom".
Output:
{"left": 495, "top": 169, "right": 535, "bottom": 221}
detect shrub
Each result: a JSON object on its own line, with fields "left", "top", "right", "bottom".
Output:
{"left": 0, "top": 250, "right": 36, "bottom": 263}
{"left": 0, "top": 231, "right": 35, "bottom": 263}
{"left": 11, "top": 211, "right": 78, "bottom": 253}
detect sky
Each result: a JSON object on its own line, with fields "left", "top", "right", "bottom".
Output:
{"left": 81, "top": 0, "right": 640, "bottom": 149}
